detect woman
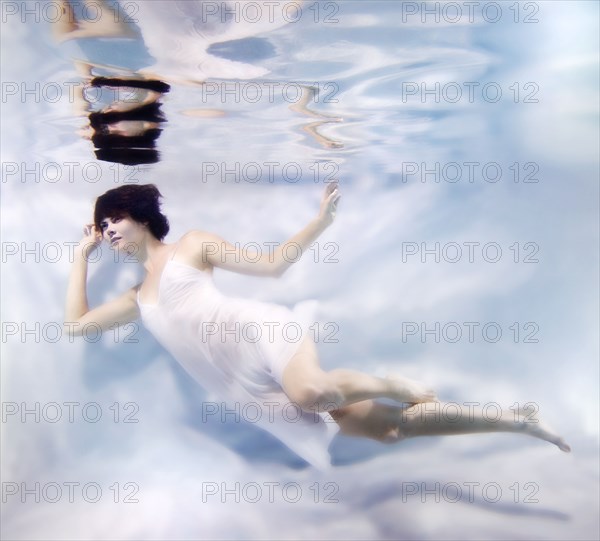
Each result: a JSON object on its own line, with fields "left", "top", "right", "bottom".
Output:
{"left": 64, "top": 184, "right": 570, "bottom": 469}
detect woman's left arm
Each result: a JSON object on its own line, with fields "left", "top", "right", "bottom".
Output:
{"left": 195, "top": 183, "right": 341, "bottom": 277}
{"left": 274, "top": 182, "right": 341, "bottom": 276}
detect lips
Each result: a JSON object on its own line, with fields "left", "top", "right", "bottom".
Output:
{"left": 111, "top": 237, "right": 122, "bottom": 245}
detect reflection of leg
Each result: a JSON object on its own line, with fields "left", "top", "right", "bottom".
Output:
{"left": 56, "top": 0, "right": 137, "bottom": 40}
{"left": 289, "top": 85, "right": 342, "bottom": 121}
{"left": 79, "top": 0, "right": 137, "bottom": 37}
{"left": 289, "top": 85, "right": 344, "bottom": 149}
{"left": 52, "top": 0, "right": 79, "bottom": 41}
{"left": 302, "top": 121, "right": 344, "bottom": 149}
{"left": 397, "top": 402, "right": 571, "bottom": 452}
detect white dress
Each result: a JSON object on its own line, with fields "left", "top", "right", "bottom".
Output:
{"left": 136, "top": 252, "right": 340, "bottom": 470}
{"left": 128, "top": 0, "right": 297, "bottom": 82}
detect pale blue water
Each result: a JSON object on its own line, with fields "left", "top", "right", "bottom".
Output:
{"left": 1, "top": 1, "right": 599, "bottom": 540}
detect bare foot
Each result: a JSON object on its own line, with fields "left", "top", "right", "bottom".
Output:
{"left": 517, "top": 414, "right": 571, "bottom": 452}
{"left": 385, "top": 374, "right": 438, "bottom": 405}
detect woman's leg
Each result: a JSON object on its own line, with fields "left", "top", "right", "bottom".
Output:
{"left": 281, "top": 337, "right": 570, "bottom": 452}
{"left": 281, "top": 336, "right": 437, "bottom": 412}
{"left": 331, "top": 400, "right": 571, "bottom": 452}
{"left": 329, "top": 401, "right": 405, "bottom": 442}
{"left": 399, "top": 402, "right": 570, "bottom": 450}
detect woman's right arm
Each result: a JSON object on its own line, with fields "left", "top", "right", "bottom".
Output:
{"left": 64, "top": 224, "right": 140, "bottom": 338}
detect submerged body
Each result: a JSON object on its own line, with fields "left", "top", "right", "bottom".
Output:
{"left": 65, "top": 183, "right": 570, "bottom": 470}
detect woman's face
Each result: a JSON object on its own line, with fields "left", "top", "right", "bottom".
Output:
{"left": 99, "top": 214, "right": 148, "bottom": 252}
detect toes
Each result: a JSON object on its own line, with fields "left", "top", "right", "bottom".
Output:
{"left": 558, "top": 440, "right": 571, "bottom": 453}
{"left": 419, "top": 390, "right": 438, "bottom": 403}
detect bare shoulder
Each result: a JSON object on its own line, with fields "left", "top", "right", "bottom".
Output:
{"left": 173, "top": 230, "right": 217, "bottom": 271}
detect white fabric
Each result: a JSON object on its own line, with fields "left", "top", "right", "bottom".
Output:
{"left": 137, "top": 258, "right": 339, "bottom": 469}
{"left": 128, "top": 0, "right": 299, "bottom": 82}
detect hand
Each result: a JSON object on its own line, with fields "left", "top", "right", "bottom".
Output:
{"left": 78, "top": 223, "right": 103, "bottom": 259}
{"left": 317, "top": 182, "right": 341, "bottom": 227}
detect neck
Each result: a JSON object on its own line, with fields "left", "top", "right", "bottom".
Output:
{"left": 135, "top": 234, "right": 169, "bottom": 272}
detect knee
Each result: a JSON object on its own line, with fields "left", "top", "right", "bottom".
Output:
{"left": 289, "top": 379, "right": 343, "bottom": 413}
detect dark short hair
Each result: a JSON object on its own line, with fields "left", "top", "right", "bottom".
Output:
{"left": 94, "top": 147, "right": 160, "bottom": 166}
{"left": 94, "top": 184, "right": 170, "bottom": 241}
{"left": 91, "top": 128, "right": 162, "bottom": 149}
